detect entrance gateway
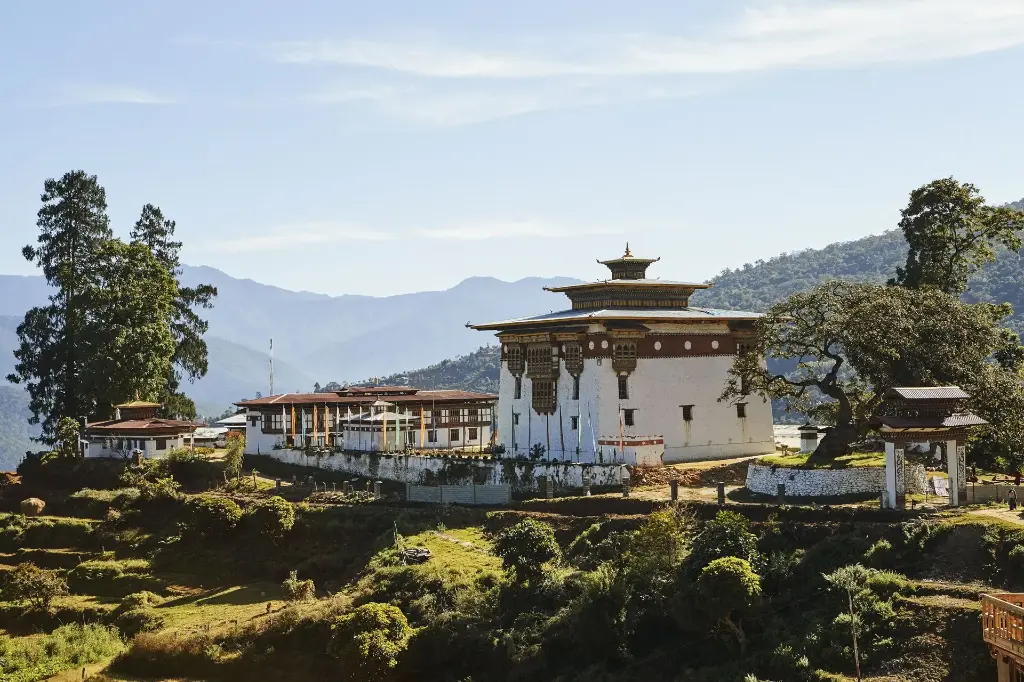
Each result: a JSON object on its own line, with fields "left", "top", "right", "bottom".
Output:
{"left": 868, "top": 386, "right": 987, "bottom": 509}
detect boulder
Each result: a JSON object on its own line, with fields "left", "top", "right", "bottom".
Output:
{"left": 21, "top": 497, "right": 46, "bottom": 517}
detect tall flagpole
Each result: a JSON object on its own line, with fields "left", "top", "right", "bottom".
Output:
{"left": 269, "top": 338, "right": 274, "bottom": 396}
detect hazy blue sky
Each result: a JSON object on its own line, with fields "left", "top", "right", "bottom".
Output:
{"left": 2, "top": 1, "right": 1023, "bottom": 296}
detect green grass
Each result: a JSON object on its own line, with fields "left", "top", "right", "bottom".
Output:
{"left": 758, "top": 450, "right": 886, "bottom": 469}
{"left": 0, "top": 623, "right": 125, "bottom": 682}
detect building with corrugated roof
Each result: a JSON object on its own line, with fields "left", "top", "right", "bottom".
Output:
{"left": 83, "top": 401, "right": 198, "bottom": 458}
{"left": 235, "top": 386, "right": 498, "bottom": 454}
{"left": 470, "top": 246, "right": 775, "bottom": 463}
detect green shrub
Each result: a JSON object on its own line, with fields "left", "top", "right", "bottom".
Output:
{"left": 0, "top": 515, "right": 96, "bottom": 551}
{"left": 493, "top": 518, "right": 560, "bottom": 582}
{"left": 0, "top": 562, "right": 69, "bottom": 609}
{"left": 327, "top": 602, "right": 412, "bottom": 681}
{"left": 282, "top": 570, "right": 316, "bottom": 601}
{"left": 120, "top": 590, "right": 163, "bottom": 609}
{"left": 864, "top": 539, "right": 896, "bottom": 569}
{"left": 694, "top": 557, "right": 762, "bottom": 652}
{"left": 113, "top": 607, "right": 166, "bottom": 637}
{"left": 185, "top": 495, "right": 242, "bottom": 537}
{"left": 687, "top": 510, "right": 761, "bottom": 575}
{"left": 243, "top": 496, "right": 295, "bottom": 539}
{"left": 67, "top": 558, "right": 155, "bottom": 597}
{"left": 67, "top": 488, "right": 140, "bottom": 518}
{"left": 224, "top": 432, "right": 245, "bottom": 479}
{"left": 0, "top": 623, "right": 124, "bottom": 681}
{"left": 864, "top": 570, "right": 915, "bottom": 600}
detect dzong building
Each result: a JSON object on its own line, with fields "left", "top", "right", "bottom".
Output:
{"left": 470, "top": 246, "right": 775, "bottom": 464}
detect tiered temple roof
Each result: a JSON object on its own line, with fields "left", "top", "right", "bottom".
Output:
{"left": 471, "top": 245, "right": 760, "bottom": 331}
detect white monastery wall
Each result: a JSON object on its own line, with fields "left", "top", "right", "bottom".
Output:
{"left": 86, "top": 435, "right": 189, "bottom": 459}
{"left": 496, "top": 335, "right": 775, "bottom": 464}
{"left": 260, "top": 448, "right": 627, "bottom": 492}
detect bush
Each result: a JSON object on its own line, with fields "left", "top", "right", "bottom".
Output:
{"left": 113, "top": 607, "right": 166, "bottom": 637}
{"left": 67, "top": 559, "right": 154, "bottom": 597}
{"left": 67, "top": 488, "right": 140, "bottom": 518}
{"left": 224, "top": 432, "right": 245, "bottom": 479}
{"left": 243, "top": 496, "right": 295, "bottom": 539}
{"left": 493, "top": 518, "right": 560, "bottom": 582}
{"left": 328, "top": 603, "right": 413, "bottom": 681}
{"left": 864, "top": 570, "right": 915, "bottom": 600}
{"left": 864, "top": 539, "right": 896, "bottom": 570}
{"left": 1010, "top": 544, "right": 1024, "bottom": 588}
{"left": 687, "top": 511, "right": 760, "bottom": 575}
{"left": 0, "top": 562, "right": 69, "bottom": 609}
{"left": 0, "top": 623, "right": 124, "bottom": 681}
{"left": 282, "top": 570, "right": 316, "bottom": 601}
{"left": 695, "top": 557, "right": 762, "bottom": 640}
{"left": 120, "top": 590, "right": 163, "bottom": 609}
{"left": 185, "top": 495, "right": 242, "bottom": 537}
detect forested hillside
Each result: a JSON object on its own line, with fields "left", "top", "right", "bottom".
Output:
{"left": 0, "top": 386, "right": 38, "bottom": 471}
{"left": 317, "top": 346, "right": 500, "bottom": 394}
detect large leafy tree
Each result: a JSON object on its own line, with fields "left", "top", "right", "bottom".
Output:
{"left": 8, "top": 171, "right": 113, "bottom": 441}
{"left": 724, "top": 281, "right": 1015, "bottom": 460}
{"left": 130, "top": 204, "right": 217, "bottom": 417}
{"left": 890, "top": 177, "right": 1023, "bottom": 295}
{"left": 81, "top": 240, "right": 178, "bottom": 420}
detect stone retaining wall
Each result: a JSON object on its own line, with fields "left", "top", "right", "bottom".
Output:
{"left": 746, "top": 463, "right": 885, "bottom": 497}
{"left": 263, "top": 448, "right": 626, "bottom": 493}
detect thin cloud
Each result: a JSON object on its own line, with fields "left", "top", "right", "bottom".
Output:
{"left": 270, "top": 0, "right": 1024, "bottom": 78}
{"left": 418, "top": 221, "right": 622, "bottom": 241}
{"left": 53, "top": 85, "right": 177, "bottom": 106}
{"left": 200, "top": 223, "right": 395, "bottom": 253}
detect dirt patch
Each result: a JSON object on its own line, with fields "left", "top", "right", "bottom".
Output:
{"left": 631, "top": 458, "right": 752, "bottom": 488}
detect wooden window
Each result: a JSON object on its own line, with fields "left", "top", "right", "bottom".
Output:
{"left": 302, "top": 411, "right": 313, "bottom": 431}
{"left": 618, "top": 375, "right": 629, "bottom": 400}
{"left": 532, "top": 379, "right": 556, "bottom": 413}
{"left": 737, "top": 403, "right": 747, "bottom": 419}
{"left": 428, "top": 430, "right": 437, "bottom": 443}
{"left": 507, "top": 345, "right": 524, "bottom": 373}
{"left": 564, "top": 343, "right": 583, "bottom": 373}
{"left": 449, "top": 428, "right": 460, "bottom": 442}
{"left": 468, "top": 427, "right": 478, "bottom": 440}
{"left": 623, "top": 409, "right": 635, "bottom": 427}
{"left": 572, "top": 375, "right": 580, "bottom": 400}
{"left": 514, "top": 377, "right": 522, "bottom": 400}
{"left": 682, "top": 405, "right": 693, "bottom": 422}
{"left": 249, "top": 416, "right": 258, "bottom": 427}
{"left": 155, "top": 439, "right": 167, "bottom": 451}
{"left": 570, "top": 416, "right": 579, "bottom": 431}
{"left": 468, "top": 408, "right": 480, "bottom": 423}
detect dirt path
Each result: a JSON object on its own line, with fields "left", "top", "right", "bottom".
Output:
{"left": 969, "top": 506, "right": 1024, "bottom": 525}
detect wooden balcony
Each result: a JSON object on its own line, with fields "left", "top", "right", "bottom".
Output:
{"left": 983, "top": 594, "right": 1024, "bottom": 665}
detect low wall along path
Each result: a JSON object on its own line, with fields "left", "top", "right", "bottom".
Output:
{"left": 746, "top": 462, "right": 927, "bottom": 497}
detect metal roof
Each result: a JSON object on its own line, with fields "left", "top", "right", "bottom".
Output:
{"left": 871, "top": 413, "right": 988, "bottom": 429}
{"left": 213, "top": 413, "right": 248, "bottom": 427}
{"left": 543, "top": 279, "right": 711, "bottom": 292}
{"left": 236, "top": 389, "right": 496, "bottom": 407}
{"left": 885, "top": 387, "right": 971, "bottom": 400}
{"left": 470, "top": 306, "right": 762, "bottom": 330}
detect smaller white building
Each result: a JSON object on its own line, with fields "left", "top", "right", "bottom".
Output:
{"left": 83, "top": 401, "right": 198, "bottom": 459}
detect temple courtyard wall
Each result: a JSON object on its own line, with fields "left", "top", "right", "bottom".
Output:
{"left": 746, "top": 463, "right": 927, "bottom": 497}
{"left": 261, "top": 448, "right": 627, "bottom": 493}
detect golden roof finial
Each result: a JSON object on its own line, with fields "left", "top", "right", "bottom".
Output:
{"left": 624, "top": 242, "right": 632, "bottom": 258}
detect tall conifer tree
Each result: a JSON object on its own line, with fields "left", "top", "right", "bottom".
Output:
{"left": 8, "top": 171, "right": 113, "bottom": 440}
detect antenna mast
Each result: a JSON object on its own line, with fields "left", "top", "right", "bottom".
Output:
{"left": 269, "top": 338, "right": 275, "bottom": 396}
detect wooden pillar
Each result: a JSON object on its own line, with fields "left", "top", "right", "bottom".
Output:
{"left": 946, "top": 439, "right": 966, "bottom": 507}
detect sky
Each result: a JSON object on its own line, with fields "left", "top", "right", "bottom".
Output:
{"left": 2, "top": 0, "right": 1024, "bottom": 296}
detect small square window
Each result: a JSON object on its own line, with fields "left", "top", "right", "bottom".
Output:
{"left": 682, "top": 405, "right": 693, "bottom": 422}
{"left": 514, "top": 376, "right": 522, "bottom": 400}
{"left": 468, "top": 427, "right": 478, "bottom": 440}
{"left": 155, "top": 438, "right": 167, "bottom": 451}
{"left": 736, "top": 403, "right": 747, "bottom": 419}
{"left": 428, "top": 430, "right": 437, "bottom": 443}
{"left": 618, "top": 375, "right": 629, "bottom": 400}
{"left": 570, "top": 416, "right": 579, "bottom": 431}
{"left": 623, "top": 409, "right": 635, "bottom": 427}
{"left": 450, "top": 428, "right": 460, "bottom": 442}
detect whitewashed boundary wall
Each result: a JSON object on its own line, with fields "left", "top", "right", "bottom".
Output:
{"left": 262, "top": 448, "right": 626, "bottom": 492}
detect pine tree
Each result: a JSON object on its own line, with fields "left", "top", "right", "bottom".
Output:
{"left": 130, "top": 204, "right": 217, "bottom": 417}
{"left": 8, "top": 171, "right": 113, "bottom": 441}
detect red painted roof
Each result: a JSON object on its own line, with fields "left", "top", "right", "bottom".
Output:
{"left": 236, "top": 389, "right": 496, "bottom": 408}
{"left": 85, "top": 418, "right": 198, "bottom": 435}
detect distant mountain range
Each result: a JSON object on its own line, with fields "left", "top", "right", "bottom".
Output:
{"left": 2, "top": 198, "right": 1022, "bottom": 470}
